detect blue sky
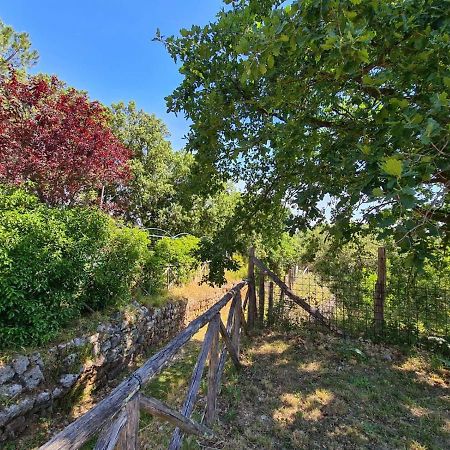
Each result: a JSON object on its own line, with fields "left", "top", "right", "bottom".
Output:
{"left": 1, "top": 0, "right": 225, "bottom": 150}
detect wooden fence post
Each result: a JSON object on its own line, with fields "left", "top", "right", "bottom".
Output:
{"left": 288, "top": 268, "right": 294, "bottom": 290}
{"left": 232, "top": 292, "right": 241, "bottom": 357}
{"left": 117, "top": 393, "right": 140, "bottom": 450}
{"left": 374, "top": 247, "right": 386, "bottom": 333}
{"left": 267, "top": 281, "right": 274, "bottom": 326}
{"left": 206, "top": 314, "right": 220, "bottom": 426}
{"left": 279, "top": 275, "right": 286, "bottom": 319}
{"left": 247, "top": 247, "right": 257, "bottom": 329}
{"left": 258, "top": 271, "right": 265, "bottom": 327}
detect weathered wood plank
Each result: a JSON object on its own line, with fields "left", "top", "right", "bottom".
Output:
{"left": 140, "top": 395, "right": 213, "bottom": 439}
{"left": 40, "top": 281, "right": 247, "bottom": 450}
{"left": 169, "top": 316, "right": 218, "bottom": 450}
{"left": 206, "top": 314, "right": 220, "bottom": 426}
{"left": 251, "top": 256, "right": 342, "bottom": 335}
{"left": 219, "top": 319, "right": 241, "bottom": 369}
{"left": 247, "top": 247, "right": 257, "bottom": 329}
{"left": 258, "top": 271, "right": 265, "bottom": 327}
{"left": 232, "top": 292, "right": 241, "bottom": 356}
{"left": 215, "top": 293, "right": 238, "bottom": 397}
{"left": 117, "top": 393, "right": 139, "bottom": 450}
{"left": 94, "top": 410, "right": 127, "bottom": 450}
{"left": 242, "top": 288, "right": 249, "bottom": 311}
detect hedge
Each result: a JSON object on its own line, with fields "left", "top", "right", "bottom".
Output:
{"left": 0, "top": 186, "right": 203, "bottom": 348}
{"left": 0, "top": 186, "right": 149, "bottom": 347}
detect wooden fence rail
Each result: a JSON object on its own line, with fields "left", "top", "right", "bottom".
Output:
{"left": 247, "top": 251, "right": 342, "bottom": 336}
{"left": 41, "top": 247, "right": 342, "bottom": 450}
{"left": 40, "top": 281, "right": 248, "bottom": 450}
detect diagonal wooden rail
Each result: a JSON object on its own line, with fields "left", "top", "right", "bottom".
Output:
{"left": 248, "top": 252, "right": 343, "bottom": 336}
{"left": 40, "top": 280, "right": 248, "bottom": 450}
{"left": 41, "top": 247, "right": 341, "bottom": 450}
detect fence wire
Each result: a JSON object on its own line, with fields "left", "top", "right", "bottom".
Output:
{"left": 271, "top": 269, "right": 449, "bottom": 345}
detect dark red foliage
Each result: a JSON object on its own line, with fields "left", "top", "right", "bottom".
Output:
{"left": 0, "top": 72, "right": 131, "bottom": 205}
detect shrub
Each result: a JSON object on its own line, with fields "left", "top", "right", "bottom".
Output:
{"left": 82, "top": 223, "right": 149, "bottom": 310}
{"left": 0, "top": 185, "right": 149, "bottom": 348}
{"left": 143, "top": 235, "right": 200, "bottom": 294}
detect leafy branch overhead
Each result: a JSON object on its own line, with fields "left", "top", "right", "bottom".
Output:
{"left": 163, "top": 0, "right": 450, "bottom": 262}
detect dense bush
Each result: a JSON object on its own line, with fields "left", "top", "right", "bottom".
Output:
{"left": 0, "top": 185, "right": 149, "bottom": 348}
{"left": 142, "top": 235, "right": 201, "bottom": 294}
{"left": 81, "top": 224, "right": 149, "bottom": 310}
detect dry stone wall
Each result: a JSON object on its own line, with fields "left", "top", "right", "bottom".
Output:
{"left": 0, "top": 292, "right": 222, "bottom": 442}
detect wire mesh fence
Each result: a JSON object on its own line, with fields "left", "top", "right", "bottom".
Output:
{"left": 272, "top": 268, "right": 450, "bottom": 345}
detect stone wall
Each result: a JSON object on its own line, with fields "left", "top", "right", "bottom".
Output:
{"left": 0, "top": 292, "right": 222, "bottom": 442}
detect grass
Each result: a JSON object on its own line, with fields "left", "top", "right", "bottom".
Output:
{"left": 7, "top": 268, "right": 448, "bottom": 449}
{"left": 107, "top": 315, "right": 449, "bottom": 449}
{"left": 213, "top": 324, "right": 449, "bottom": 450}
{"left": 9, "top": 315, "right": 449, "bottom": 449}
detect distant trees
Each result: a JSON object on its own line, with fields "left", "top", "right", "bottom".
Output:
{"left": 0, "top": 73, "right": 131, "bottom": 205}
{"left": 108, "top": 101, "right": 193, "bottom": 231}
{"left": 108, "top": 101, "right": 242, "bottom": 239}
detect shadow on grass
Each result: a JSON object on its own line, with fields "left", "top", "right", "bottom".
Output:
{"left": 215, "top": 324, "right": 449, "bottom": 450}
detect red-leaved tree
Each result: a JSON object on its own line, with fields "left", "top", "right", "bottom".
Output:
{"left": 0, "top": 72, "right": 130, "bottom": 205}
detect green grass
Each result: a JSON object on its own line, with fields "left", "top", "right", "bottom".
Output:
{"left": 10, "top": 319, "right": 449, "bottom": 449}
{"left": 136, "top": 320, "right": 448, "bottom": 449}
{"left": 214, "top": 324, "right": 449, "bottom": 450}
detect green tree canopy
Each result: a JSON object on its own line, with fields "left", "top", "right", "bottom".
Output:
{"left": 0, "top": 18, "right": 38, "bottom": 74}
{"left": 108, "top": 101, "right": 241, "bottom": 241}
{"left": 108, "top": 101, "right": 194, "bottom": 233}
{"left": 163, "top": 0, "right": 450, "bottom": 262}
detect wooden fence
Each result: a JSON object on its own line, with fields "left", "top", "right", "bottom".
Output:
{"left": 40, "top": 280, "right": 248, "bottom": 450}
{"left": 40, "top": 248, "right": 337, "bottom": 450}
{"left": 246, "top": 249, "right": 342, "bottom": 335}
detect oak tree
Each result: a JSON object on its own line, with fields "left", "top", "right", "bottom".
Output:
{"left": 163, "top": 0, "right": 450, "bottom": 262}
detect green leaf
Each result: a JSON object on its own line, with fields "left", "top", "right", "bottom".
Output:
{"left": 357, "top": 48, "right": 369, "bottom": 63}
{"left": 344, "top": 10, "right": 358, "bottom": 20}
{"left": 236, "top": 37, "right": 249, "bottom": 53}
{"left": 390, "top": 98, "right": 408, "bottom": 108}
{"left": 425, "top": 118, "right": 440, "bottom": 136}
{"left": 411, "top": 113, "right": 423, "bottom": 124}
{"left": 399, "top": 193, "right": 416, "bottom": 209}
{"left": 362, "top": 75, "right": 373, "bottom": 85}
{"left": 372, "top": 187, "right": 384, "bottom": 197}
{"left": 267, "top": 54, "right": 275, "bottom": 69}
{"left": 381, "top": 158, "right": 403, "bottom": 178}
